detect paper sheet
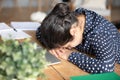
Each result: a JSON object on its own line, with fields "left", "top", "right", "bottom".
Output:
{"left": 10, "top": 22, "right": 41, "bottom": 30}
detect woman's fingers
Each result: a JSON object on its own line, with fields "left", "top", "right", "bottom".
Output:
{"left": 49, "top": 48, "right": 73, "bottom": 60}
{"left": 49, "top": 49, "right": 60, "bottom": 58}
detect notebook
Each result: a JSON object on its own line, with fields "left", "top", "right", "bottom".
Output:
{"left": 70, "top": 72, "right": 120, "bottom": 80}
{"left": 10, "top": 21, "right": 41, "bottom": 30}
{"left": 37, "top": 47, "right": 61, "bottom": 65}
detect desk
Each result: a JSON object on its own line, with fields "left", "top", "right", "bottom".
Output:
{"left": 24, "top": 30, "right": 88, "bottom": 80}
{"left": 24, "top": 31, "right": 120, "bottom": 80}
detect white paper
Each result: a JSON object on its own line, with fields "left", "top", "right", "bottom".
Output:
{"left": 0, "top": 29, "right": 31, "bottom": 40}
{"left": 10, "top": 22, "right": 41, "bottom": 30}
{"left": 0, "top": 23, "right": 12, "bottom": 31}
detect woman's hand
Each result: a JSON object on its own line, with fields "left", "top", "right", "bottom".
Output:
{"left": 49, "top": 48, "right": 74, "bottom": 60}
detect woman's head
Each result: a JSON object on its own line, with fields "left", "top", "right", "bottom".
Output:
{"left": 36, "top": 3, "right": 80, "bottom": 50}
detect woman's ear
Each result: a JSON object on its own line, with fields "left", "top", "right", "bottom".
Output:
{"left": 70, "top": 26, "right": 76, "bottom": 36}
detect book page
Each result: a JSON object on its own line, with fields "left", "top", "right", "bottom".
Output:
{"left": 0, "top": 29, "right": 31, "bottom": 40}
{"left": 0, "top": 22, "right": 12, "bottom": 31}
{"left": 10, "top": 21, "right": 41, "bottom": 30}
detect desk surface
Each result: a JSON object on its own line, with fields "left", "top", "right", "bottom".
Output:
{"left": 25, "top": 31, "right": 120, "bottom": 80}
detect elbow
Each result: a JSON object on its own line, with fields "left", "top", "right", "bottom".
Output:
{"left": 97, "top": 65, "right": 115, "bottom": 74}
{"left": 100, "top": 69, "right": 113, "bottom": 73}
{"left": 90, "top": 65, "right": 114, "bottom": 74}
{"left": 97, "top": 62, "right": 115, "bottom": 74}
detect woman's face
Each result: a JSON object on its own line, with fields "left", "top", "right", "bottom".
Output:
{"left": 61, "top": 22, "right": 83, "bottom": 49}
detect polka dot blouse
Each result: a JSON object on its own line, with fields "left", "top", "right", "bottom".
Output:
{"left": 68, "top": 8, "right": 120, "bottom": 74}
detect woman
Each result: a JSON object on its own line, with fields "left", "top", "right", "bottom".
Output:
{"left": 36, "top": 3, "right": 120, "bottom": 74}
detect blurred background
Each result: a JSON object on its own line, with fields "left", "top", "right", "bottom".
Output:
{"left": 0, "top": 0, "right": 120, "bottom": 28}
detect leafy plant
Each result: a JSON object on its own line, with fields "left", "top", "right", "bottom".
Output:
{"left": 0, "top": 39, "right": 47, "bottom": 80}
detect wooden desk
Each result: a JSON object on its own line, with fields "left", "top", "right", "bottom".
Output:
{"left": 25, "top": 31, "right": 120, "bottom": 80}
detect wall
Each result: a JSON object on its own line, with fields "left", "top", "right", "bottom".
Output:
{"left": 1, "top": 0, "right": 120, "bottom": 8}
{"left": 1, "top": 0, "right": 37, "bottom": 7}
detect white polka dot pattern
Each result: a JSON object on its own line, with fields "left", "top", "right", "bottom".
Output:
{"left": 68, "top": 8, "right": 120, "bottom": 74}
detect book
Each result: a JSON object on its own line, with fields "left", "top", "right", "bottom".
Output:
{"left": 70, "top": 72, "right": 120, "bottom": 80}
{"left": 37, "top": 46, "right": 61, "bottom": 65}
{"left": 10, "top": 21, "right": 41, "bottom": 30}
{"left": 0, "top": 22, "right": 31, "bottom": 40}
{"left": 45, "top": 51, "right": 61, "bottom": 65}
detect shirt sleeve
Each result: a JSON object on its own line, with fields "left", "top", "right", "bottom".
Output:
{"left": 68, "top": 32, "right": 116, "bottom": 74}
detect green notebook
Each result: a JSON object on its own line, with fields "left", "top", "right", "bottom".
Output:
{"left": 70, "top": 72, "right": 120, "bottom": 80}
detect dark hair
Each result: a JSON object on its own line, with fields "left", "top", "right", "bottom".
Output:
{"left": 36, "top": 3, "right": 78, "bottom": 50}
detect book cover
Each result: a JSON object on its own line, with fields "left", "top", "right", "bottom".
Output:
{"left": 36, "top": 47, "right": 61, "bottom": 65}
{"left": 70, "top": 72, "right": 120, "bottom": 80}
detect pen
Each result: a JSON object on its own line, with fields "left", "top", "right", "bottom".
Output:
{"left": 11, "top": 26, "right": 17, "bottom": 32}
{"left": 13, "top": 28, "right": 17, "bottom": 32}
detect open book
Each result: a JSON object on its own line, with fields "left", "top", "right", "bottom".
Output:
{"left": 10, "top": 21, "right": 41, "bottom": 31}
{"left": 0, "top": 23, "right": 31, "bottom": 40}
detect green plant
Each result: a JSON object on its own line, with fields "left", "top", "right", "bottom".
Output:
{"left": 0, "top": 39, "right": 47, "bottom": 80}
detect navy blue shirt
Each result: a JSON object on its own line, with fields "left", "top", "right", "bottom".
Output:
{"left": 68, "top": 8, "right": 120, "bottom": 74}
